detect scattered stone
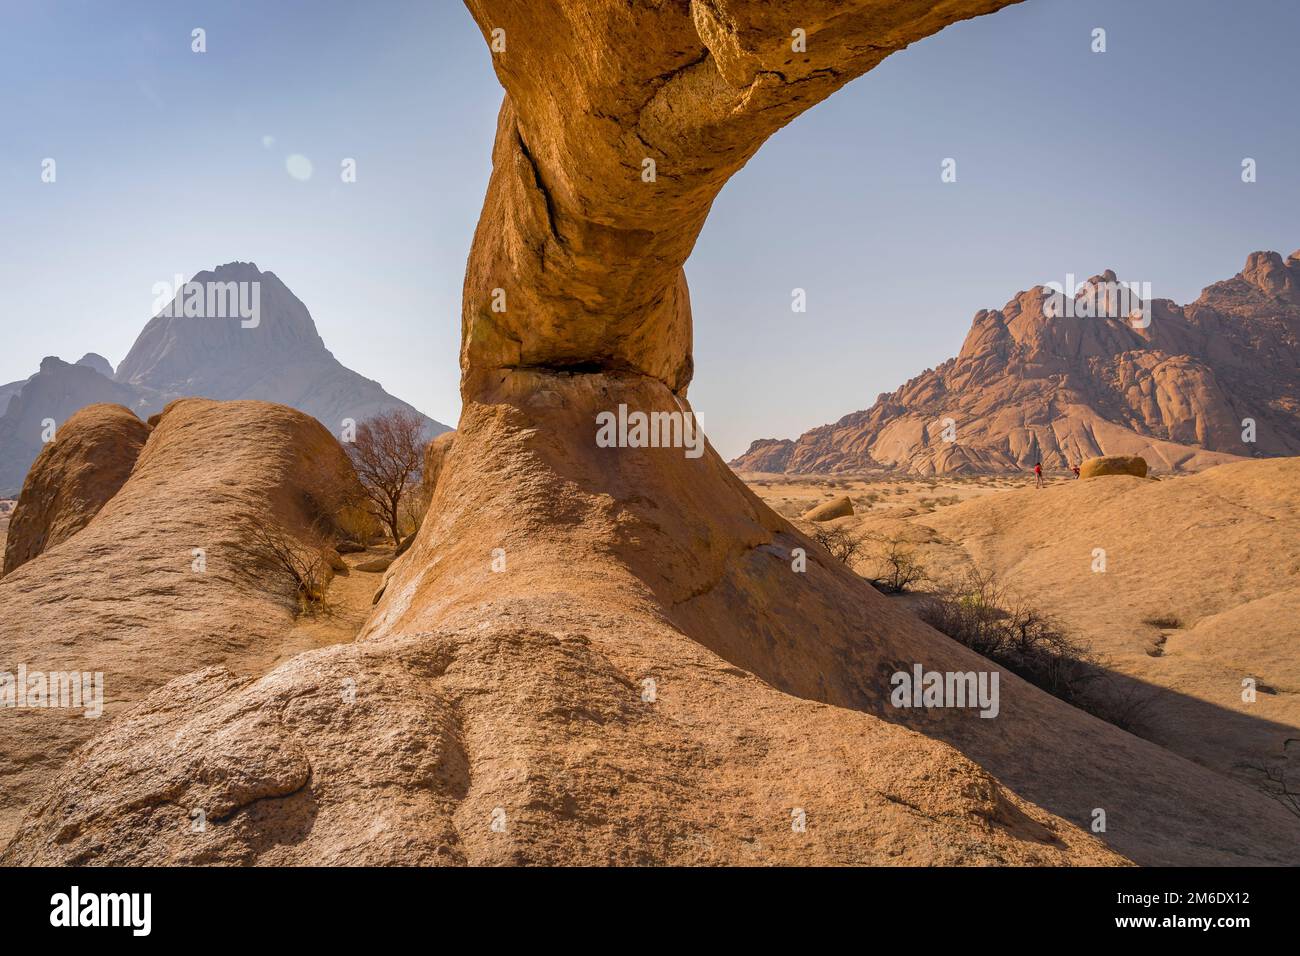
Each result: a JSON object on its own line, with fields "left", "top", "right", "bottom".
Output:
{"left": 803, "top": 496, "right": 854, "bottom": 522}
{"left": 1079, "top": 455, "right": 1148, "bottom": 479}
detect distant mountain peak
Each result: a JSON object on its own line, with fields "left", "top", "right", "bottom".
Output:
{"left": 117, "top": 264, "right": 327, "bottom": 391}
{"left": 76, "top": 353, "right": 114, "bottom": 378}
{"left": 0, "top": 264, "right": 450, "bottom": 493}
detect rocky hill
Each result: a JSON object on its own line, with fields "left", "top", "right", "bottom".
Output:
{"left": 0, "top": 399, "right": 362, "bottom": 846}
{"left": 2, "top": 403, "right": 150, "bottom": 576}
{"left": 733, "top": 251, "right": 1300, "bottom": 475}
{"left": 0, "top": 357, "right": 145, "bottom": 493}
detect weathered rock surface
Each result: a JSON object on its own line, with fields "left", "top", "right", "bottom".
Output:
{"left": 2, "top": 404, "right": 150, "bottom": 576}
{"left": 421, "top": 432, "right": 456, "bottom": 504}
{"left": 0, "top": 399, "right": 360, "bottom": 845}
{"left": 1079, "top": 455, "right": 1148, "bottom": 480}
{"left": 733, "top": 255, "right": 1300, "bottom": 475}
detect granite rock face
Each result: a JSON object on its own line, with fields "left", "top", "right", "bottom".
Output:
{"left": 0, "top": 399, "right": 361, "bottom": 845}
{"left": 421, "top": 432, "right": 456, "bottom": 504}
{"left": 732, "top": 254, "right": 1300, "bottom": 475}
{"left": 2, "top": 403, "right": 150, "bottom": 576}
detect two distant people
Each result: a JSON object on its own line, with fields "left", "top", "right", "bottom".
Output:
{"left": 1033, "top": 460, "right": 1082, "bottom": 487}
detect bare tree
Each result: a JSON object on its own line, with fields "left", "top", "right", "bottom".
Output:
{"left": 1242, "top": 741, "right": 1300, "bottom": 820}
{"left": 347, "top": 409, "right": 426, "bottom": 545}
{"left": 865, "top": 533, "right": 928, "bottom": 594}
{"left": 809, "top": 524, "right": 865, "bottom": 568}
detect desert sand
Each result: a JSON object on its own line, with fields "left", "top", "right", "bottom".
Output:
{"left": 741, "top": 459, "right": 1300, "bottom": 793}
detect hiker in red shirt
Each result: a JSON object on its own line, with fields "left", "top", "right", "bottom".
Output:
{"left": 1072, "top": 464, "right": 1081, "bottom": 479}
{"left": 1034, "top": 461, "right": 1044, "bottom": 489}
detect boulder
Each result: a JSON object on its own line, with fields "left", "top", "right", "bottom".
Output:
{"left": 803, "top": 496, "right": 854, "bottom": 522}
{"left": 1079, "top": 455, "right": 1148, "bottom": 480}
{"left": 0, "top": 398, "right": 362, "bottom": 843}
{"left": 3, "top": 404, "right": 149, "bottom": 576}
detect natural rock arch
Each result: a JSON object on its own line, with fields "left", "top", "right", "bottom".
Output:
{"left": 459, "top": 0, "right": 1017, "bottom": 397}
{"left": 8, "top": 1, "right": 1300, "bottom": 866}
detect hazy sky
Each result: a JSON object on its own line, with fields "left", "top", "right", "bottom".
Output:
{"left": 3, "top": 0, "right": 1298, "bottom": 458}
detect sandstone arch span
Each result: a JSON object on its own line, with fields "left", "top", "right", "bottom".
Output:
{"left": 459, "top": 0, "right": 1018, "bottom": 396}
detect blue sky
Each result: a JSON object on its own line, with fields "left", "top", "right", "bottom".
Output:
{"left": 2, "top": 0, "right": 1297, "bottom": 458}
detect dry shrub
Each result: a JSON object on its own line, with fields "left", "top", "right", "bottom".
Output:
{"left": 1241, "top": 749, "right": 1300, "bottom": 820}
{"left": 919, "top": 569, "right": 1157, "bottom": 734}
{"left": 336, "top": 501, "right": 382, "bottom": 544}
{"left": 811, "top": 526, "right": 928, "bottom": 592}
{"left": 243, "top": 520, "right": 334, "bottom": 612}
{"left": 810, "top": 524, "right": 865, "bottom": 567}
{"left": 864, "top": 532, "right": 928, "bottom": 593}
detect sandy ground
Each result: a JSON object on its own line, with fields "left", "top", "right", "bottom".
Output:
{"left": 277, "top": 549, "right": 388, "bottom": 663}
{"left": 740, "top": 461, "right": 1300, "bottom": 795}
{"left": 740, "top": 469, "right": 1047, "bottom": 522}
